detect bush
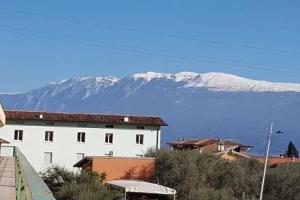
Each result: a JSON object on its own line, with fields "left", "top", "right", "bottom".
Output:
{"left": 41, "top": 166, "right": 123, "bottom": 200}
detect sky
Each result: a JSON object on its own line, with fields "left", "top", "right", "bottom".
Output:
{"left": 1, "top": 0, "right": 300, "bottom": 92}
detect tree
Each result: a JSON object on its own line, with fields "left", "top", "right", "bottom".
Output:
{"left": 286, "top": 141, "right": 299, "bottom": 158}
{"left": 151, "top": 149, "right": 300, "bottom": 200}
{"left": 41, "top": 166, "right": 123, "bottom": 200}
{"left": 152, "top": 150, "right": 263, "bottom": 200}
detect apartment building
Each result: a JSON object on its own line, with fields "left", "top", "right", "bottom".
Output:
{"left": 0, "top": 110, "right": 167, "bottom": 172}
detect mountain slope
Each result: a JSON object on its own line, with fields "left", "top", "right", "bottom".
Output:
{"left": 1, "top": 72, "right": 300, "bottom": 153}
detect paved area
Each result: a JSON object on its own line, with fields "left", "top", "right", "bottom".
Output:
{"left": 0, "top": 157, "right": 16, "bottom": 200}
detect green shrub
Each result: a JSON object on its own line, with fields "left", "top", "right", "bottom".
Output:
{"left": 41, "top": 166, "right": 123, "bottom": 200}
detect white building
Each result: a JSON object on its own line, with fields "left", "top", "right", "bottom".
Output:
{"left": 0, "top": 110, "right": 167, "bottom": 172}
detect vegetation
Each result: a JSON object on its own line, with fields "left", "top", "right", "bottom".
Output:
{"left": 152, "top": 150, "right": 300, "bottom": 200}
{"left": 41, "top": 166, "right": 123, "bottom": 200}
{"left": 286, "top": 141, "right": 299, "bottom": 158}
{"left": 42, "top": 150, "right": 300, "bottom": 200}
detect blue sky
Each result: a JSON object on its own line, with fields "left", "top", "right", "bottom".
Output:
{"left": 1, "top": 0, "right": 300, "bottom": 92}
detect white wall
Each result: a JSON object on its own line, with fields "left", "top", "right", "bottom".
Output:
{"left": 0, "top": 120, "right": 161, "bottom": 172}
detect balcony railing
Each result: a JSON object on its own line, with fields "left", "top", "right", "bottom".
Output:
{"left": 1, "top": 146, "right": 56, "bottom": 200}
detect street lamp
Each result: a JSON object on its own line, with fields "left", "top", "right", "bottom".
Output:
{"left": 259, "top": 123, "right": 283, "bottom": 200}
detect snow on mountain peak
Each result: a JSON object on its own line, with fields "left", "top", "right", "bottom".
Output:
{"left": 183, "top": 72, "right": 300, "bottom": 92}
{"left": 111, "top": 71, "right": 300, "bottom": 92}
{"left": 25, "top": 72, "right": 300, "bottom": 94}
{"left": 174, "top": 72, "right": 200, "bottom": 82}
{"left": 95, "top": 76, "right": 119, "bottom": 86}
{"left": 132, "top": 72, "right": 172, "bottom": 81}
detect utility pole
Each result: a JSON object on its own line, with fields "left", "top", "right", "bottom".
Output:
{"left": 259, "top": 123, "right": 273, "bottom": 200}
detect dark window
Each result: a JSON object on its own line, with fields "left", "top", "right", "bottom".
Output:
{"left": 106, "top": 125, "right": 114, "bottom": 128}
{"left": 77, "top": 132, "right": 86, "bottom": 143}
{"left": 46, "top": 122, "right": 55, "bottom": 126}
{"left": 136, "top": 134, "right": 144, "bottom": 145}
{"left": 137, "top": 126, "right": 145, "bottom": 130}
{"left": 14, "top": 130, "right": 23, "bottom": 141}
{"left": 45, "top": 131, "right": 54, "bottom": 142}
{"left": 105, "top": 133, "right": 113, "bottom": 144}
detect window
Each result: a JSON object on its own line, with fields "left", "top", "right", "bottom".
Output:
{"left": 14, "top": 130, "right": 23, "bottom": 141}
{"left": 218, "top": 143, "right": 225, "bottom": 152}
{"left": 137, "top": 126, "right": 144, "bottom": 129}
{"left": 106, "top": 124, "right": 114, "bottom": 128}
{"left": 77, "top": 132, "right": 86, "bottom": 143}
{"left": 45, "top": 131, "right": 54, "bottom": 142}
{"left": 44, "top": 152, "right": 53, "bottom": 164}
{"left": 76, "top": 153, "right": 85, "bottom": 162}
{"left": 105, "top": 133, "right": 113, "bottom": 144}
{"left": 136, "top": 134, "right": 144, "bottom": 145}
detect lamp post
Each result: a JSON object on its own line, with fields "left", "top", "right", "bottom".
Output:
{"left": 259, "top": 123, "right": 283, "bottom": 200}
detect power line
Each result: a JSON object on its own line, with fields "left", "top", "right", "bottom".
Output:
{"left": 0, "top": 25, "right": 300, "bottom": 75}
{"left": 1, "top": 7, "right": 300, "bottom": 56}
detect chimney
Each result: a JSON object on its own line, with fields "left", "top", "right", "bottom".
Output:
{"left": 124, "top": 117, "right": 129, "bottom": 122}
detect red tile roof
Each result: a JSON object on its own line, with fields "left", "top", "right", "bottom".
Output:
{"left": 255, "top": 156, "right": 300, "bottom": 166}
{"left": 4, "top": 110, "right": 167, "bottom": 126}
{"left": 167, "top": 138, "right": 252, "bottom": 147}
{"left": 73, "top": 156, "right": 154, "bottom": 167}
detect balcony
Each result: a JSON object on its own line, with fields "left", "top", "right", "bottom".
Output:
{"left": 0, "top": 146, "right": 56, "bottom": 200}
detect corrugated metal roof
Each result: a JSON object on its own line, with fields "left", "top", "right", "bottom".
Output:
{"left": 107, "top": 179, "right": 176, "bottom": 195}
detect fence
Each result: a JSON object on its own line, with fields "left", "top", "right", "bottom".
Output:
{"left": 1, "top": 146, "right": 57, "bottom": 200}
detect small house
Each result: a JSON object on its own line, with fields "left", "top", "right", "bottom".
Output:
{"left": 167, "top": 138, "right": 252, "bottom": 154}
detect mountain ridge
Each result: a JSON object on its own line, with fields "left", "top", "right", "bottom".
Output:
{"left": 0, "top": 71, "right": 300, "bottom": 153}
{"left": 2, "top": 72, "right": 300, "bottom": 95}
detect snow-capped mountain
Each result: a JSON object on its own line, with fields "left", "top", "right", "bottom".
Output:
{"left": 1, "top": 71, "right": 300, "bottom": 153}
{"left": 131, "top": 72, "right": 300, "bottom": 92}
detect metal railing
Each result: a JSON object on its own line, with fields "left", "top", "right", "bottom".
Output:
{"left": 13, "top": 147, "right": 57, "bottom": 200}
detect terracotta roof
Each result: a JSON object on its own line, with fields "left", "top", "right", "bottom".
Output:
{"left": 4, "top": 110, "right": 167, "bottom": 126}
{"left": 255, "top": 156, "right": 300, "bottom": 166}
{"left": 167, "top": 138, "right": 252, "bottom": 147}
{"left": 73, "top": 156, "right": 155, "bottom": 167}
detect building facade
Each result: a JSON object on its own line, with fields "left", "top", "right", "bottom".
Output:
{"left": 167, "top": 138, "right": 252, "bottom": 154}
{"left": 74, "top": 156, "right": 154, "bottom": 182}
{"left": 0, "top": 111, "right": 167, "bottom": 172}
{"left": 0, "top": 103, "right": 5, "bottom": 127}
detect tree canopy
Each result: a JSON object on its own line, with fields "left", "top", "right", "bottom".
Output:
{"left": 152, "top": 150, "right": 300, "bottom": 200}
{"left": 286, "top": 141, "right": 299, "bottom": 158}
{"left": 41, "top": 166, "right": 123, "bottom": 200}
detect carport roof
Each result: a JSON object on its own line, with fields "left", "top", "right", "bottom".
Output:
{"left": 107, "top": 179, "right": 176, "bottom": 195}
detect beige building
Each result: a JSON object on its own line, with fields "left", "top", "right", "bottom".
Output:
{"left": 167, "top": 138, "right": 252, "bottom": 154}
{"left": 0, "top": 103, "right": 5, "bottom": 127}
